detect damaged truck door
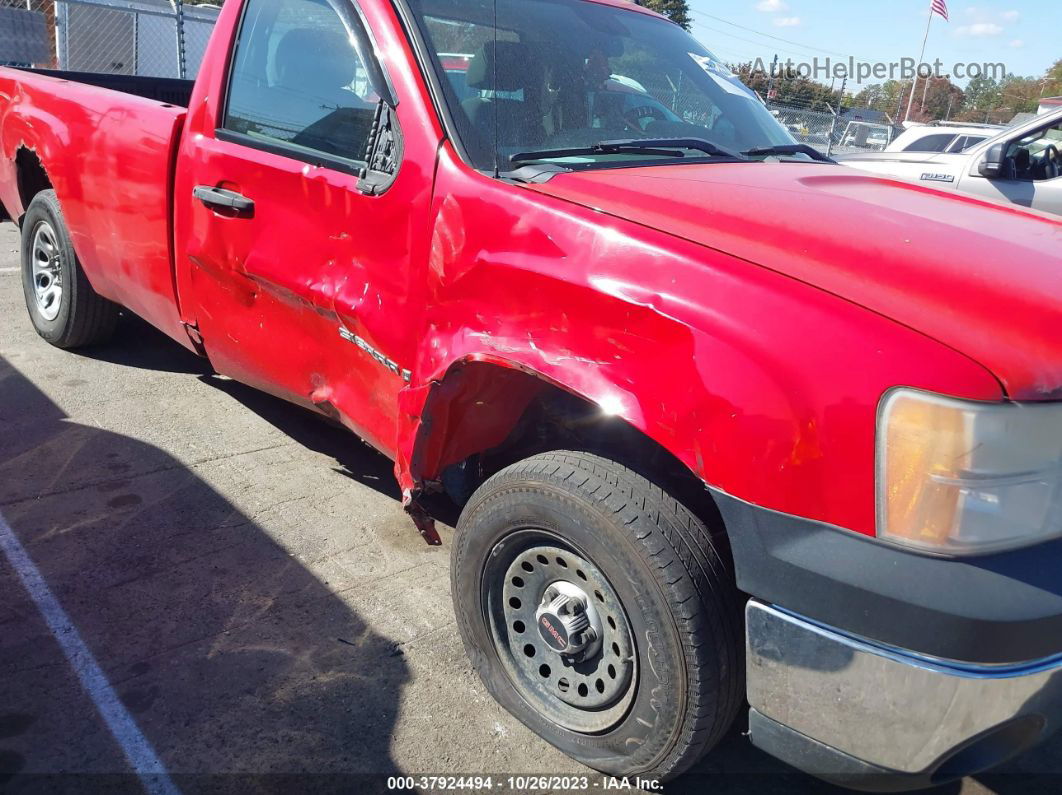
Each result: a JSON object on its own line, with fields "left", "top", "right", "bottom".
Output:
{"left": 176, "top": 0, "right": 428, "bottom": 455}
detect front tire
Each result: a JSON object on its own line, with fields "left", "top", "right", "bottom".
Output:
{"left": 21, "top": 189, "right": 118, "bottom": 348}
{"left": 452, "top": 451, "right": 742, "bottom": 781}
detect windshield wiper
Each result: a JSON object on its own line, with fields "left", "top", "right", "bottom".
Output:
{"left": 510, "top": 137, "right": 745, "bottom": 165}
{"left": 742, "top": 143, "right": 835, "bottom": 163}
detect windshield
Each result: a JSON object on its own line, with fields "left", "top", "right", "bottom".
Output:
{"left": 407, "top": 0, "right": 795, "bottom": 171}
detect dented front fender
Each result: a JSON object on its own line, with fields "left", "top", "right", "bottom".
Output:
{"left": 397, "top": 145, "right": 1001, "bottom": 539}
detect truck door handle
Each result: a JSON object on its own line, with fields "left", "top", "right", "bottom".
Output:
{"left": 193, "top": 185, "right": 254, "bottom": 213}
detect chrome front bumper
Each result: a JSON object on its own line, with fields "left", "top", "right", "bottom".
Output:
{"left": 746, "top": 600, "right": 1062, "bottom": 789}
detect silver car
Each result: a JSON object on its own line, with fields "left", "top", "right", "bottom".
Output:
{"left": 835, "top": 107, "right": 1062, "bottom": 216}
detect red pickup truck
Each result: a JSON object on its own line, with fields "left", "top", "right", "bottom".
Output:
{"left": 2, "top": 0, "right": 1062, "bottom": 787}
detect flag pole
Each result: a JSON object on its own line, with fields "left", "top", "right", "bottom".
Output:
{"left": 904, "top": 5, "right": 934, "bottom": 123}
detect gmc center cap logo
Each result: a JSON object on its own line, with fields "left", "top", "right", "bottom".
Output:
{"left": 539, "top": 613, "right": 569, "bottom": 651}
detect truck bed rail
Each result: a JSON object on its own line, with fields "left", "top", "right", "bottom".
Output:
{"left": 17, "top": 69, "right": 194, "bottom": 107}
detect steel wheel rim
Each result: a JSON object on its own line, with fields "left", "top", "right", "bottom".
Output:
{"left": 31, "top": 221, "right": 62, "bottom": 321}
{"left": 484, "top": 529, "right": 637, "bottom": 733}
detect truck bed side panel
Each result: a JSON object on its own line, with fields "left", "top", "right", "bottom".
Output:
{"left": 0, "top": 68, "right": 190, "bottom": 347}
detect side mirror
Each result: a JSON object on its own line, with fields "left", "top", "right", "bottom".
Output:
{"left": 978, "top": 142, "right": 1006, "bottom": 178}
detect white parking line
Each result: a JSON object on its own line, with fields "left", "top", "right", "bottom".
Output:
{"left": 0, "top": 511, "right": 181, "bottom": 795}
{"left": 0, "top": 267, "right": 18, "bottom": 273}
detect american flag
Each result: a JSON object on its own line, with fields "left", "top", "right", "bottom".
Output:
{"left": 930, "top": 0, "right": 949, "bottom": 21}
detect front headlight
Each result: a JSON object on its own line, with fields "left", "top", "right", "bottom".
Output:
{"left": 877, "top": 388, "right": 1062, "bottom": 554}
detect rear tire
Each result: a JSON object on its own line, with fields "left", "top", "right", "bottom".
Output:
{"left": 21, "top": 189, "right": 118, "bottom": 348}
{"left": 452, "top": 451, "right": 742, "bottom": 781}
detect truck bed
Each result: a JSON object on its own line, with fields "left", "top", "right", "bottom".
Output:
{"left": 0, "top": 66, "right": 189, "bottom": 344}
{"left": 21, "top": 69, "right": 195, "bottom": 108}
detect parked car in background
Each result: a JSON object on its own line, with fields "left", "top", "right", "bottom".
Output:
{"left": 793, "top": 129, "right": 831, "bottom": 149}
{"left": 834, "top": 120, "right": 895, "bottom": 152}
{"left": 770, "top": 114, "right": 831, "bottom": 152}
{"left": 0, "top": 0, "right": 1061, "bottom": 789}
{"left": 885, "top": 122, "right": 1003, "bottom": 154}
{"left": 836, "top": 106, "right": 1062, "bottom": 215}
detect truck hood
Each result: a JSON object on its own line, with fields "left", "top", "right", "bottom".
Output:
{"left": 529, "top": 163, "right": 1062, "bottom": 399}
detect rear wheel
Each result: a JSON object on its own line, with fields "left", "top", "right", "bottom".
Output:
{"left": 452, "top": 451, "right": 742, "bottom": 781}
{"left": 21, "top": 189, "right": 118, "bottom": 348}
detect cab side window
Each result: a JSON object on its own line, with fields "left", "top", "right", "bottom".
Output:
{"left": 224, "top": 0, "right": 378, "bottom": 165}
{"left": 903, "top": 133, "right": 954, "bottom": 152}
{"left": 1004, "top": 122, "right": 1062, "bottom": 181}
{"left": 946, "top": 135, "right": 985, "bottom": 153}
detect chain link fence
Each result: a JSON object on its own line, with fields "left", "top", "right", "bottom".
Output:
{"left": 765, "top": 99, "right": 904, "bottom": 156}
{"left": 0, "top": 0, "right": 219, "bottom": 79}
{"left": 765, "top": 101, "right": 837, "bottom": 155}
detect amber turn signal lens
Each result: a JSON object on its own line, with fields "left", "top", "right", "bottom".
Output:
{"left": 877, "top": 390, "right": 1062, "bottom": 554}
{"left": 880, "top": 392, "right": 966, "bottom": 547}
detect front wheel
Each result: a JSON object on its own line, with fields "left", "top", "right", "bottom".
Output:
{"left": 452, "top": 451, "right": 742, "bottom": 781}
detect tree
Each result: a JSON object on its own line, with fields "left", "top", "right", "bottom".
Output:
{"left": 1043, "top": 58, "right": 1062, "bottom": 98}
{"left": 920, "top": 77, "right": 964, "bottom": 121}
{"left": 734, "top": 62, "right": 769, "bottom": 95}
{"left": 963, "top": 75, "right": 1000, "bottom": 112}
{"left": 732, "top": 61, "right": 841, "bottom": 111}
{"left": 852, "top": 81, "right": 904, "bottom": 117}
{"left": 642, "top": 0, "right": 691, "bottom": 31}
{"left": 853, "top": 84, "right": 887, "bottom": 110}
{"left": 879, "top": 81, "right": 905, "bottom": 116}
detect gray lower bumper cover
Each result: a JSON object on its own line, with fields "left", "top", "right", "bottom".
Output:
{"left": 746, "top": 600, "right": 1062, "bottom": 790}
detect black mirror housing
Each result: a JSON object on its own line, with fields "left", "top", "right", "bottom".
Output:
{"left": 978, "top": 142, "right": 1006, "bottom": 178}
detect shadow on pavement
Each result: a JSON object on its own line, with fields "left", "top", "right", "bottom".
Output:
{"left": 0, "top": 355, "right": 410, "bottom": 793}
{"left": 199, "top": 375, "right": 401, "bottom": 502}
{"left": 70, "top": 312, "right": 213, "bottom": 375}
{"left": 971, "top": 702, "right": 1062, "bottom": 795}
{"left": 198, "top": 375, "right": 462, "bottom": 528}
{"left": 55, "top": 309, "right": 423, "bottom": 511}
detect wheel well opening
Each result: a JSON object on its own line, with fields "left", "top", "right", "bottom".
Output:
{"left": 423, "top": 363, "right": 727, "bottom": 544}
{"left": 15, "top": 148, "right": 51, "bottom": 219}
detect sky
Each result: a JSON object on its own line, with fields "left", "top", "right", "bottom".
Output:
{"left": 685, "top": 0, "right": 1058, "bottom": 89}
